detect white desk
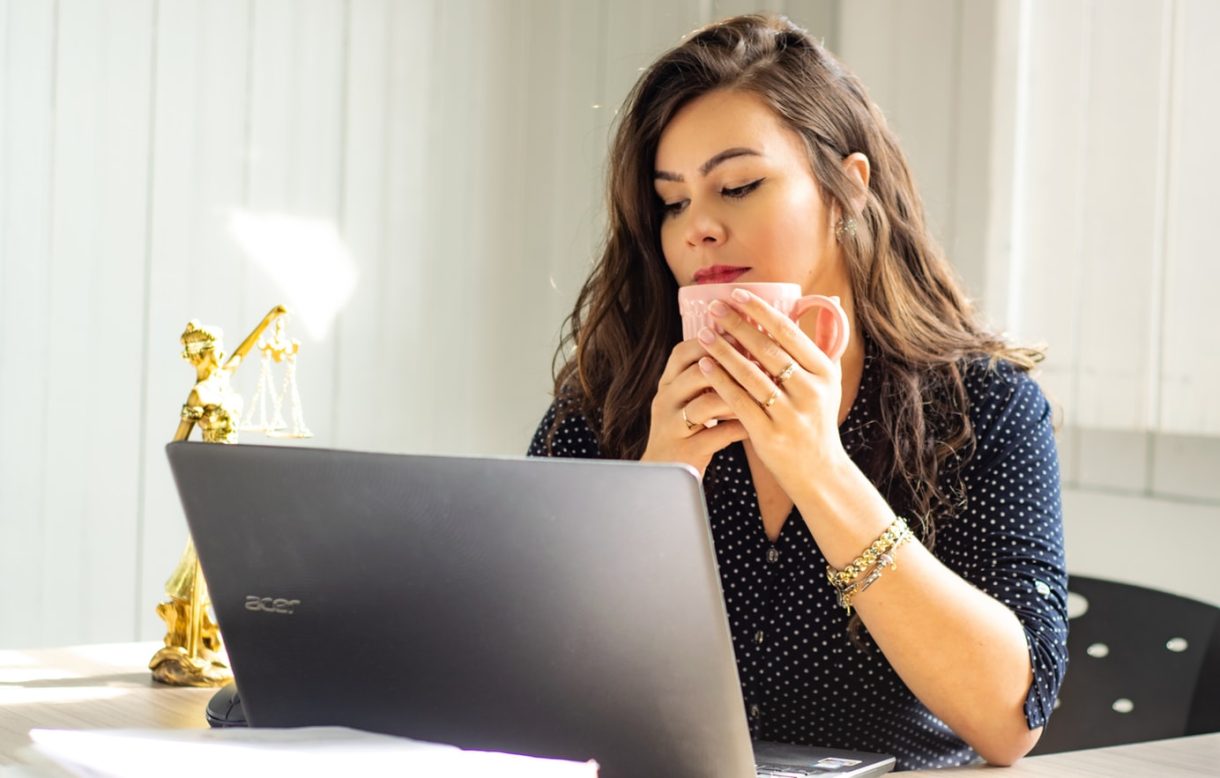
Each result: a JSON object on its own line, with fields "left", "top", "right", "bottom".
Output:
{"left": 904, "top": 733, "right": 1220, "bottom": 776}
{"left": 0, "top": 642, "right": 213, "bottom": 765}
{"left": 2, "top": 643, "right": 1217, "bottom": 774}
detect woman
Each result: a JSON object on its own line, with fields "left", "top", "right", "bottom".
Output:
{"left": 529, "top": 15, "right": 1066, "bottom": 771}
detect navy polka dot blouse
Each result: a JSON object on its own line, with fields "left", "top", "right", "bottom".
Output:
{"left": 528, "top": 342, "right": 1069, "bottom": 771}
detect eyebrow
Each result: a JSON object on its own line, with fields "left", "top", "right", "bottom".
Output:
{"left": 654, "top": 147, "right": 762, "bottom": 182}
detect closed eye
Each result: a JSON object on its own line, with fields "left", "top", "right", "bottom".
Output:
{"left": 658, "top": 177, "right": 763, "bottom": 218}
{"left": 723, "top": 178, "right": 764, "bottom": 198}
{"left": 661, "top": 199, "right": 688, "bottom": 217}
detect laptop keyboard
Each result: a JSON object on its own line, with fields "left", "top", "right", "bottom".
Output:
{"left": 756, "top": 757, "right": 866, "bottom": 776}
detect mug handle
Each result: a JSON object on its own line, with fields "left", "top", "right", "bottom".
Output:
{"left": 789, "top": 295, "right": 850, "bottom": 361}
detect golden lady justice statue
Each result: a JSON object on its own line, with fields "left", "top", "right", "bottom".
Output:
{"left": 149, "top": 304, "right": 309, "bottom": 686}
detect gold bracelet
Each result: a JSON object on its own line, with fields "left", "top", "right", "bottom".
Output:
{"left": 833, "top": 533, "right": 913, "bottom": 614}
{"left": 825, "top": 516, "right": 912, "bottom": 589}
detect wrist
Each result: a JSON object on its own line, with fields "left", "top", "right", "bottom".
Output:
{"left": 792, "top": 446, "right": 858, "bottom": 508}
{"left": 794, "top": 457, "right": 901, "bottom": 573}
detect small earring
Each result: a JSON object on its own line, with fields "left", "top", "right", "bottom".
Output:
{"left": 835, "top": 217, "right": 857, "bottom": 243}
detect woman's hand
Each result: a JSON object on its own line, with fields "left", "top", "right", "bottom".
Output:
{"left": 694, "top": 289, "right": 848, "bottom": 495}
{"left": 640, "top": 338, "right": 749, "bottom": 478}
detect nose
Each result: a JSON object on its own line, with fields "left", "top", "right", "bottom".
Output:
{"left": 683, "top": 201, "right": 726, "bottom": 248}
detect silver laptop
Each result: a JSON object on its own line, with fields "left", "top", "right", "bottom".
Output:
{"left": 166, "top": 442, "right": 894, "bottom": 778}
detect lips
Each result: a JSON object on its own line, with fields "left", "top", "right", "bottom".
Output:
{"left": 693, "top": 265, "right": 750, "bottom": 284}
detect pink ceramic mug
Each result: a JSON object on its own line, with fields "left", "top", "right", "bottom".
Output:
{"left": 678, "top": 282, "right": 851, "bottom": 361}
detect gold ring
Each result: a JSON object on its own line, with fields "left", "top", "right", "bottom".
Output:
{"left": 682, "top": 407, "right": 699, "bottom": 430}
{"left": 761, "top": 389, "right": 780, "bottom": 409}
{"left": 776, "top": 361, "right": 798, "bottom": 385}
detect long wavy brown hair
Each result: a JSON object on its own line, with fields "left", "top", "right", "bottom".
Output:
{"left": 547, "top": 14, "right": 1041, "bottom": 552}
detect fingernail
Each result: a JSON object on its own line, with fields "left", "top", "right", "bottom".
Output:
{"left": 731, "top": 288, "right": 749, "bottom": 302}
{"left": 709, "top": 300, "right": 730, "bottom": 317}
{"left": 697, "top": 327, "right": 715, "bottom": 345}
{"left": 698, "top": 357, "right": 714, "bottom": 373}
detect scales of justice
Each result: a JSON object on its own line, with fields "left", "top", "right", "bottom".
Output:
{"left": 149, "top": 304, "right": 312, "bottom": 687}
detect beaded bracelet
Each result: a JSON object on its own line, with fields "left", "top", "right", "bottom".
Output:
{"left": 825, "top": 516, "right": 913, "bottom": 590}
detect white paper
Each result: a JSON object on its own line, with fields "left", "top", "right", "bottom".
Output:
{"left": 28, "top": 727, "right": 599, "bottom": 778}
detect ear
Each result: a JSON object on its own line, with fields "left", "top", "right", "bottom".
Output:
{"left": 841, "top": 152, "right": 870, "bottom": 214}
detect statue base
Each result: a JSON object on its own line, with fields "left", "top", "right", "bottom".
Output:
{"left": 149, "top": 645, "right": 232, "bottom": 687}
{"left": 148, "top": 594, "right": 231, "bottom": 687}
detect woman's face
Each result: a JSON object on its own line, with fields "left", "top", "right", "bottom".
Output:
{"left": 653, "top": 89, "right": 847, "bottom": 297}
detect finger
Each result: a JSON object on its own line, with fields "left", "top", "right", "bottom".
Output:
{"left": 658, "top": 339, "right": 711, "bottom": 388}
{"left": 675, "top": 402, "right": 702, "bottom": 437}
{"left": 683, "top": 388, "right": 734, "bottom": 427}
{"left": 698, "top": 355, "right": 771, "bottom": 428}
{"left": 688, "top": 419, "right": 748, "bottom": 455}
{"left": 698, "top": 327, "right": 779, "bottom": 408}
{"left": 721, "top": 291, "right": 833, "bottom": 376}
{"left": 666, "top": 361, "right": 719, "bottom": 408}
{"left": 707, "top": 299, "right": 801, "bottom": 378}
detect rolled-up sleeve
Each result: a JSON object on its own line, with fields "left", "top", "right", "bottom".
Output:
{"left": 935, "top": 363, "right": 1069, "bottom": 729}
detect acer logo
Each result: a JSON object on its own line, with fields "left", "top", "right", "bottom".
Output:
{"left": 244, "top": 596, "right": 300, "bottom": 614}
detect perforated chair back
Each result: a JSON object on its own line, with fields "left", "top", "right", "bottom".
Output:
{"left": 1031, "top": 575, "right": 1220, "bottom": 754}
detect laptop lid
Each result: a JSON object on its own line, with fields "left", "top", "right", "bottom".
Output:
{"left": 166, "top": 442, "right": 756, "bottom": 777}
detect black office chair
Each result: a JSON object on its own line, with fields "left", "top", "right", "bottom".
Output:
{"left": 1031, "top": 575, "right": 1220, "bottom": 754}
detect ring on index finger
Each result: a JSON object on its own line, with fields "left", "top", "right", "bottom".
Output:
{"left": 682, "top": 406, "right": 699, "bottom": 430}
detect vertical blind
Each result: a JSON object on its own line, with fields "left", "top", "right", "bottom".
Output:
{"left": 1000, "top": 0, "right": 1220, "bottom": 435}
